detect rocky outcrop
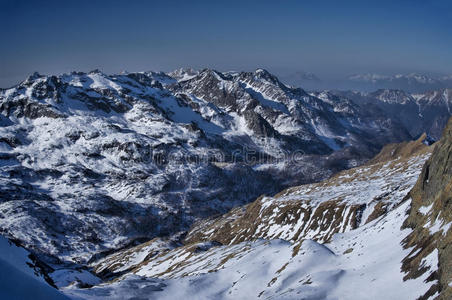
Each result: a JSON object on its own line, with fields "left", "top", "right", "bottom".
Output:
{"left": 402, "top": 117, "right": 452, "bottom": 300}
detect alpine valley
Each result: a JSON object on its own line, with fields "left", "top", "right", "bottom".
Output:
{"left": 1, "top": 68, "right": 451, "bottom": 299}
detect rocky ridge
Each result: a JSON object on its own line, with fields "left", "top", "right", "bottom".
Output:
{"left": 402, "top": 118, "right": 452, "bottom": 299}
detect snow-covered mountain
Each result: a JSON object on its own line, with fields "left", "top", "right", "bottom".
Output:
{"left": 334, "top": 88, "right": 452, "bottom": 140}
{"left": 167, "top": 68, "right": 198, "bottom": 82}
{"left": 1, "top": 68, "right": 451, "bottom": 299}
{"left": 0, "top": 68, "right": 414, "bottom": 266}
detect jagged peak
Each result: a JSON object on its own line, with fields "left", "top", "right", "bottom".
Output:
{"left": 254, "top": 68, "right": 271, "bottom": 75}
{"left": 23, "top": 71, "right": 45, "bottom": 84}
{"left": 234, "top": 68, "right": 286, "bottom": 90}
{"left": 196, "top": 68, "right": 230, "bottom": 81}
{"left": 88, "top": 69, "right": 106, "bottom": 75}
{"left": 253, "top": 68, "right": 279, "bottom": 82}
{"left": 168, "top": 67, "right": 199, "bottom": 81}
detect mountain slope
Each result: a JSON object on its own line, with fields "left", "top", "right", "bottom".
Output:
{"left": 66, "top": 205, "right": 434, "bottom": 300}
{"left": 63, "top": 129, "right": 438, "bottom": 299}
{"left": 0, "top": 69, "right": 413, "bottom": 269}
{"left": 184, "top": 134, "right": 431, "bottom": 246}
{"left": 0, "top": 70, "right": 283, "bottom": 265}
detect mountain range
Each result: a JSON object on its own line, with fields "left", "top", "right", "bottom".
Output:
{"left": 280, "top": 72, "right": 452, "bottom": 93}
{"left": 347, "top": 73, "right": 452, "bottom": 93}
{"left": 0, "top": 68, "right": 451, "bottom": 299}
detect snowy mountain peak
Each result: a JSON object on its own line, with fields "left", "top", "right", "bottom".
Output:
{"left": 88, "top": 69, "right": 104, "bottom": 75}
{"left": 252, "top": 68, "right": 282, "bottom": 85}
{"left": 23, "top": 71, "right": 45, "bottom": 84}
{"left": 168, "top": 67, "right": 198, "bottom": 81}
{"left": 402, "top": 73, "right": 438, "bottom": 84}
{"left": 198, "top": 68, "right": 229, "bottom": 80}
{"left": 254, "top": 68, "right": 274, "bottom": 77}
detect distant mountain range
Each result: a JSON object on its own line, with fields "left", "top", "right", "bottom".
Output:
{"left": 347, "top": 73, "right": 452, "bottom": 93}
{"left": 279, "top": 71, "right": 452, "bottom": 93}
{"left": 278, "top": 71, "right": 322, "bottom": 88}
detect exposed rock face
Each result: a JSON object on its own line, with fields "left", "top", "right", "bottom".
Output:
{"left": 402, "top": 117, "right": 452, "bottom": 299}
{"left": 242, "top": 110, "right": 277, "bottom": 137}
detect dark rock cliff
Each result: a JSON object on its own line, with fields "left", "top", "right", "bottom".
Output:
{"left": 403, "top": 117, "right": 452, "bottom": 299}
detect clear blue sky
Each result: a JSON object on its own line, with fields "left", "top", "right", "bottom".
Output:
{"left": 1, "top": 0, "right": 451, "bottom": 87}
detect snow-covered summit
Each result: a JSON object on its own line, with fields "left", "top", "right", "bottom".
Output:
{"left": 167, "top": 67, "right": 198, "bottom": 82}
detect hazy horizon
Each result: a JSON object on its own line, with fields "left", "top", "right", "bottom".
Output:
{"left": 1, "top": 0, "right": 452, "bottom": 88}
